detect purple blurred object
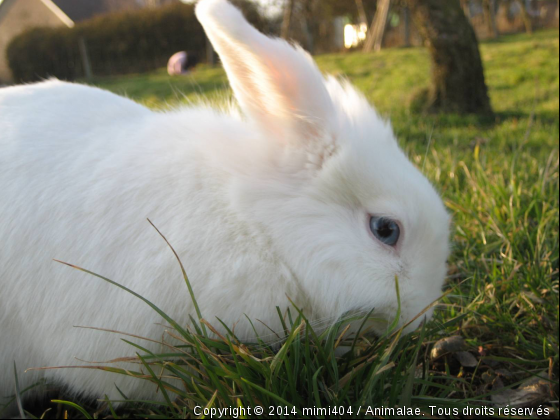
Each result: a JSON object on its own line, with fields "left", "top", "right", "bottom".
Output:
{"left": 167, "top": 51, "right": 198, "bottom": 75}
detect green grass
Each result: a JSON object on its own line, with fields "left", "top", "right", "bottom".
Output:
{"left": 7, "top": 30, "right": 558, "bottom": 419}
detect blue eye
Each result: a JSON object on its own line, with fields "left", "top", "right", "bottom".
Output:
{"left": 370, "top": 216, "right": 400, "bottom": 246}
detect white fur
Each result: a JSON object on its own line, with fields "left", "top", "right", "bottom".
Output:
{"left": 0, "top": 0, "right": 450, "bottom": 405}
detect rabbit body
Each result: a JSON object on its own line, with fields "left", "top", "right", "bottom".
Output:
{"left": 0, "top": 80, "right": 302, "bottom": 402}
{"left": 0, "top": 0, "right": 450, "bottom": 404}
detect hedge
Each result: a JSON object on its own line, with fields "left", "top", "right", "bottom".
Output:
{"left": 7, "top": 1, "right": 265, "bottom": 83}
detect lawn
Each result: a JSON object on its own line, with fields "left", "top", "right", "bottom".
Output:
{"left": 13, "top": 30, "right": 560, "bottom": 418}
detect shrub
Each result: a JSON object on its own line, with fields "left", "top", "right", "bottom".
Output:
{"left": 7, "top": 1, "right": 264, "bottom": 82}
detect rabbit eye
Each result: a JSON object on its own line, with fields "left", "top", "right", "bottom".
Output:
{"left": 370, "top": 216, "right": 400, "bottom": 247}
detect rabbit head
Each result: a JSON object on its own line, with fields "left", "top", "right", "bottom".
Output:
{"left": 196, "top": 0, "right": 451, "bottom": 335}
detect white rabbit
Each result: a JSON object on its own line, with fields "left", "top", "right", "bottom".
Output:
{"left": 0, "top": 0, "right": 450, "bottom": 407}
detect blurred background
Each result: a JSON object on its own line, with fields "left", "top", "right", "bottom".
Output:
{"left": 0, "top": 0, "right": 558, "bottom": 85}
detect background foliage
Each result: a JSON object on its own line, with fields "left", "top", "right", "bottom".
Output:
{"left": 6, "top": 1, "right": 264, "bottom": 82}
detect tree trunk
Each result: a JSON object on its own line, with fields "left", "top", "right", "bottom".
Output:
{"left": 403, "top": 6, "right": 411, "bottom": 47}
{"left": 404, "top": 0, "right": 493, "bottom": 115}
{"left": 300, "top": 0, "right": 320, "bottom": 54}
{"left": 355, "top": 0, "right": 368, "bottom": 25}
{"left": 363, "top": 0, "right": 391, "bottom": 52}
{"left": 300, "top": 12, "right": 314, "bottom": 54}
{"left": 281, "top": 0, "right": 296, "bottom": 39}
{"left": 483, "top": 0, "right": 499, "bottom": 38}
{"left": 514, "top": 0, "right": 533, "bottom": 34}
{"left": 461, "top": 0, "right": 471, "bottom": 18}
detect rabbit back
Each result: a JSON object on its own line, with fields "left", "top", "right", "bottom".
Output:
{"left": 0, "top": 79, "right": 300, "bottom": 402}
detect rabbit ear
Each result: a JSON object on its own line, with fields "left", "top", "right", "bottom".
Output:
{"left": 196, "top": 0, "right": 334, "bottom": 143}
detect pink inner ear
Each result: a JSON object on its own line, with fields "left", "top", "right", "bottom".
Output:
{"left": 265, "top": 53, "right": 310, "bottom": 119}
{"left": 199, "top": 0, "right": 334, "bottom": 145}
